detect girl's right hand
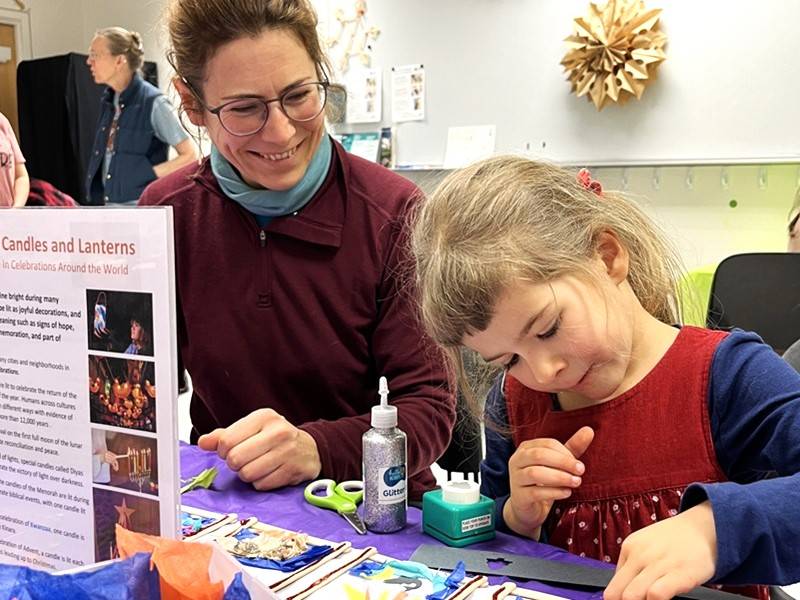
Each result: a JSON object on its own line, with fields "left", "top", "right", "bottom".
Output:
{"left": 504, "top": 426, "right": 595, "bottom": 539}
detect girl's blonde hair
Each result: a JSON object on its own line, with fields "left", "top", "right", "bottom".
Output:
{"left": 412, "top": 156, "right": 685, "bottom": 403}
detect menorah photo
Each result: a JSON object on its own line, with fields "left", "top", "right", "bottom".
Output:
{"left": 127, "top": 446, "right": 152, "bottom": 493}
{"left": 91, "top": 428, "right": 159, "bottom": 496}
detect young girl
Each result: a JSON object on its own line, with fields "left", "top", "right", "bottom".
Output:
{"left": 412, "top": 157, "right": 800, "bottom": 600}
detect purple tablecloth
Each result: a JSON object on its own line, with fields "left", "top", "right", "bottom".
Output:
{"left": 180, "top": 443, "right": 607, "bottom": 599}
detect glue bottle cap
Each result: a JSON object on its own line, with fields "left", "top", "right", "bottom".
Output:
{"left": 371, "top": 376, "right": 397, "bottom": 428}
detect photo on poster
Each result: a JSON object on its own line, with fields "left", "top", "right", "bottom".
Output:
{"left": 89, "top": 355, "right": 156, "bottom": 432}
{"left": 86, "top": 289, "right": 154, "bottom": 356}
{"left": 91, "top": 428, "right": 159, "bottom": 496}
{"left": 93, "top": 487, "right": 160, "bottom": 562}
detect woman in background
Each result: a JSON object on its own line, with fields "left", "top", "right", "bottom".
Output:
{"left": 85, "top": 27, "right": 197, "bottom": 205}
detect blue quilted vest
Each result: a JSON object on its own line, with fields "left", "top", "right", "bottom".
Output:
{"left": 85, "top": 74, "right": 168, "bottom": 205}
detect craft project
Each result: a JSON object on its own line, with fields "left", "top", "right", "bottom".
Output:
{"left": 446, "top": 575, "right": 488, "bottom": 599}
{"left": 220, "top": 525, "right": 310, "bottom": 561}
{"left": 561, "top": 0, "right": 666, "bottom": 110}
{"left": 270, "top": 541, "right": 353, "bottom": 592}
{"left": 181, "top": 466, "right": 220, "bottom": 494}
{"left": 181, "top": 505, "right": 238, "bottom": 540}
{"left": 334, "top": 569, "right": 436, "bottom": 599}
{"left": 283, "top": 546, "right": 377, "bottom": 600}
{"left": 334, "top": 557, "right": 458, "bottom": 598}
{"left": 470, "top": 582, "right": 517, "bottom": 599}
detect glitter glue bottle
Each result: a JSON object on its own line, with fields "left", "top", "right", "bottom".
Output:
{"left": 363, "top": 376, "right": 407, "bottom": 533}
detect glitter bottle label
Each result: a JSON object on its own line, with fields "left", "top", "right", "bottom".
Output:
{"left": 377, "top": 465, "right": 406, "bottom": 505}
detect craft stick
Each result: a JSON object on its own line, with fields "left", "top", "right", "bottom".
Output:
{"left": 492, "top": 582, "right": 518, "bottom": 599}
{"left": 511, "top": 587, "right": 573, "bottom": 600}
{"left": 112, "top": 453, "right": 129, "bottom": 460}
{"left": 284, "top": 545, "right": 377, "bottom": 600}
{"left": 447, "top": 575, "right": 488, "bottom": 600}
{"left": 269, "top": 541, "right": 352, "bottom": 592}
{"left": 213, "top": 516, "right": 259, "bottom": 540}
{"left": 188, "top": 515, "right": 248, "bottom": 541}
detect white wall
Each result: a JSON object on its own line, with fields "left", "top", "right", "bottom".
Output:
{"left": 3, "top": 0, "right": 172, "bottom": 94}
{"left": 324, "top": 0, "right": 800, "bottom": 166}
{"left": 19, "top": 0, "right": 83, "bottom": 59}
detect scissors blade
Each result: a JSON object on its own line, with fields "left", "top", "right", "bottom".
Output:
{"left": 342, "top": 511, "right": 367, "bottom": 535}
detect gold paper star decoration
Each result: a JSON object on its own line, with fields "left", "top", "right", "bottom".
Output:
{"left": 561, "top": 0, "right": 667, "bottom": 110}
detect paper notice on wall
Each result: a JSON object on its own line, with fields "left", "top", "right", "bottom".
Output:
{"left": 443, "top": 125, "right": 497, "bottom": 169}
{"left": 0, "top": 207, "right": 180, "bottom": 570}
{"left": 345, "top": 67, "right": 382, "bottom": 124}
{"left": 391, "top": 64, "right": 425, "bottom": 122}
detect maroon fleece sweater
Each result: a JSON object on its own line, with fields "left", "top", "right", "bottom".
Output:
{"left": 139, "top": 141, "right": 455, "bottom": 499}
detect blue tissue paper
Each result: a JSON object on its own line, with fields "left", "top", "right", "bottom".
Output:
{"left": 0, "top": 552, "right": 159, "bottom": 600}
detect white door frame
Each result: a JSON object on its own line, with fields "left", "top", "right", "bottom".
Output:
{"left": 0, "top": 6, "right": 32, "bottom": 64}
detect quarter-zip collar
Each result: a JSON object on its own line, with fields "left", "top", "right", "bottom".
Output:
{"left": 192, "top": 139, "right": 354, "bottom": 249}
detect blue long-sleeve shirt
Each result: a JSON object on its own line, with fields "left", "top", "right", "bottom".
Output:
{"left": 481, "top": 329, "right": 800, "bottom": 585}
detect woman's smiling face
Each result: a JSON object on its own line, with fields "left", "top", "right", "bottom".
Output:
{"left": 198, "top": 28, "right": 326, "bottom": 190}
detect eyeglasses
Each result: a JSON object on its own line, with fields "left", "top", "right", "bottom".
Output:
{"left": 193, "top": 81, "right": 330, "bottom": 137}
{"left": 87, "top": 51, "right": 111, "bottom": 61}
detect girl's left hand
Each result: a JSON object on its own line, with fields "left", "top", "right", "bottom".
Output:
{"left": 604, "top": 501, "right": 717, "bottom": 600}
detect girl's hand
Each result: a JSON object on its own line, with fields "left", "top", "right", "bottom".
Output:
{"left": 198, "top": 408, "right": 322, "bottom": 490}
{"left": 604, "top": 501, "right": 717, "bottom": 600}
{"left": 504, "top": 426, "right": 594, "bottom": 539}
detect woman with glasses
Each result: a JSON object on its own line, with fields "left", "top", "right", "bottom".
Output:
{"left": 86, "top": 27, "right": 198, "bottom": 205}
{"left": 139, "top": 0, "right": 455, "bottom": 498}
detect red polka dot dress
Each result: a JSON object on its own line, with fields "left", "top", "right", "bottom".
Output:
{"left": 504, "top": 327, "right": 766, "bottom": 599}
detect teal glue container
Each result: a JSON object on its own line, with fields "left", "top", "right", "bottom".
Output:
{"left": 422, "top": 475, "right": 495, "bottom": 547}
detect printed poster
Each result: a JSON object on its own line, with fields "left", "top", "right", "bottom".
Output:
{"left": 345, "top": 67, "right": 382, "bottom": 124}
{"left": 391, "top": 64, "right": 425, "bottom": 122}
{"left": 0, "top": 207, "right": 180, "bottom": 569}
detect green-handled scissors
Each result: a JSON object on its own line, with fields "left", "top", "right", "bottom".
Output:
{"left": 303, "top": 478, "right": 366, "bottom": 535}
